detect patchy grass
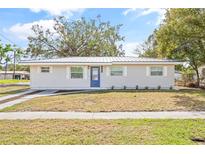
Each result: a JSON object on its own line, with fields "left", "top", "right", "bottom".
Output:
{"left": 2, "top": 89, "right": 205, "bottom": 112}
{"left": 0, "top": 119, "right": 204, "bottom": 145}
{"left": 0, "top": 86, "right": 29, "bottom": 97}
{"left": 0, "top": 79, "right": 29, "bottom": 85}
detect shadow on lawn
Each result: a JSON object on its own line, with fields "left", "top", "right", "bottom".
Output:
{"left": 56, "top": 89, "right": 205, "bottom": 111}
{"left": 173, "top": 94, "right": 205, "bottom": 111}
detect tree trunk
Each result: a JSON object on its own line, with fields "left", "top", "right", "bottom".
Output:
{"left": 191, "top": 57, "right": 200, "bottom": 88}
{"left": 13, "top": 50, "right": 16, "bottom": 79}
{"left": 195, "top": 68, "right": 200, "bottom": 87}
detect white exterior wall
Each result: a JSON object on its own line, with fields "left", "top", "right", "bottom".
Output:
{"left": 101, "top": 65, "right": 174, "bottom": 89}
{"left": 30, "top": 65, "right": 90, "bottom": 89}
{"left": 30, "top": 64, "right": 175, "bottom": 89}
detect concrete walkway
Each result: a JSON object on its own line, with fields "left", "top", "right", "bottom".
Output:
{"left": 0, "top": 89, "right": 36, "bottom": 102}
{"left": 0, "top": 111, "right": 205, "bottom": 119}
{"left": 0, "top": 90, "right": 58, "bottom": 110}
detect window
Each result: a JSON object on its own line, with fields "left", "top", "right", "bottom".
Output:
{"left": 92, "top": 67, "right": 99, "bottom": 80}
{"left": 150, "top": 67, "right": 163, "bottom": 76}
{"left": 41, "top": 66, "right": 50, "bottom": 73}
{"left": 110, "top": 66, "right": 123, "bottom": 76}
{"left": 71, "top": 66, "right": 83, "bottom": 79}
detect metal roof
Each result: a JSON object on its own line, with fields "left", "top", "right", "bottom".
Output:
{"left": 20, "top": 57, "right": 182, "bottom": 65}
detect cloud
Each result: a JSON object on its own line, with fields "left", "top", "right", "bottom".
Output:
{"left": 4, "top": 19, "right": 55, "bottom": 40}
{"left": 4, "top": 8, "right": 85, "bottom": 41}
{"left": 30, "top": 8, "right": 85, "bottom": 17}
{"left": 123, "top": 42, "right": 140, "bottom": 56}
{"left": 123, "top": 8, "right": 166, "bottom": 25}
{"left": 122, "top": 8, "right": 136, "bottom": 16}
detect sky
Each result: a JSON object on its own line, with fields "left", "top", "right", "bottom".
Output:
{"left": 0, "top": 8, "right": 165, "bottom": 56}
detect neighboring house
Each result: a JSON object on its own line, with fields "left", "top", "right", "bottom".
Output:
{"left": 20, "top": 57, "right": 181, "bottom": 90}
{"left": 174, "top": 70, "right": 182, "bottom": 80}
{"left": 0, "top": 71, "right": 30, "bottom": 80}
{"left": 198, "top": 65, "right": 205, "bottom": 79}
{"left": 198, "top": 65, "right": 205, "bottom": 86}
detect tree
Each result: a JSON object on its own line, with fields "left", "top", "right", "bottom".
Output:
{"left": 0, "top": 40, "right": 13, "bottom": 79}
{"left": 27, "top": 16, "right": 125, "bottom": 58}
{"left": 12, "top": 46, "right": 25, "bottom": 78}
{"left": 135, "top": 32, "right": 158, "bottom": 58}
{"left": 0, "top": 40, "right": 24, "bottom": 79}
{"left": 139, "top": 9, "right": 205, "bottom": 87}
{"left": 0, "top": 40, "right": 13, "bottom": 65}
{"left": 157, "top": 9, "right": 205, "bottom": 86}
{"left": 7, "top": 64, "right": 29, "bottom": 72}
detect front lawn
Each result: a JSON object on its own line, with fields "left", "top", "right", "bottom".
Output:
{"left": 0, "top": 119, "right": 204, "bottom": 145}
{"left": 0, "top": 86, "right": 29, "bottom": 97}
{"left": 2, "top": 89, "right": 205, "bottom": 112}
{"left": 0, "top": 79, "right": 29, "bottom": 85}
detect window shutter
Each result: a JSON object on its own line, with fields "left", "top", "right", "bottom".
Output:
{"left": 106, "top": 66, "right": 110, "bottom": 76}
{"left": 146, "top": 66, "right": 150, "bottom": 76}
{"left": 66, "top": 66, "right": 70, "bottom": 79}
{"left": 163, "top": 66, "right": 167, "bottom": 77}
{"left": 83, "top": 66, "right": 87, "bottom": 80}
{"left": 123, "top": 66, "right": 127, "bottom": 76}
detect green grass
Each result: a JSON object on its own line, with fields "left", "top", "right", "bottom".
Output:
{"left": 0, "top": 86, "right": 29, "bottom": 97}
{"left": 2, "top": 89, "right": 205, "bottom": 112}
{"left": 0, "top": 119, "right": 204, "bottom": 145}
{"left": 0, "top": 79, "right": 29, "bottom": 85}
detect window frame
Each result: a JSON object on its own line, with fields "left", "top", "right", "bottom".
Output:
{"left": 110, "top": 66, "right": 123, "bottom": 76}
{"left": 150, "top": 66, "right": 163, "bottom": 76}
{"left": 40, "top": 66, "right": 50, "bottom": 73}
{"left": 70, "top": 66, "right": 84, "bottom": 79}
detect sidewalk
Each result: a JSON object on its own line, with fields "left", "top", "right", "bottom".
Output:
{"left": 0, "top": 111, "right": 205, "bottom": 119}
{"left": 0, "top": 90, "right": 58, "bottom": 110}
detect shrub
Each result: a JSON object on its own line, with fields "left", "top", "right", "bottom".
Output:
{"left": 186, "top": 82, "right": 197, "bottom": 88}
{"left": 136, "top": 85, "right": 139, "bottom": 90}
{"left": 157, "top": 85, "right": 161, "bottom": 90}
{"left": 145, "top": 86, "right": 148, "bottom": 90}
{"left": 111, "top": 86, "right": 114, "bottom": 90}
{"left": 123, "top": 86, "right": 127, "bottom": 90}
{"left": 181, "top": 68, "right": 195, "bottom": 86}
{"left": 169, "top": 86, "right": 173, "bottom": 90}
{"left": 200, "top": 85, "right": 205, "bottom": 89}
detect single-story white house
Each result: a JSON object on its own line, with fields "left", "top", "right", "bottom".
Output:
{"left": 20, "top": 57, "right": 181, "bottom": 90}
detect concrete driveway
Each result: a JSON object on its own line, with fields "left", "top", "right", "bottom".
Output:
{"left": 0, "top": 90, "right": 58, "bottom": 110}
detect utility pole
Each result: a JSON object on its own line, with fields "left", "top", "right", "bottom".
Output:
{"left": 4, "top": 58, "right": 8, "bottom": 79}
{"left": 13, "top": 49, "right": 16, "bottom": 79}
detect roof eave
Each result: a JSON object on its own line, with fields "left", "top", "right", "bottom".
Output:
{"left": 20, "top": 61, "right": 184, "bottom": 65}
{"left": 19, "top": 62, "right": 113, "bottom": 66}
{"left": 112, "top": 61, "right": 184, "bottom": 65}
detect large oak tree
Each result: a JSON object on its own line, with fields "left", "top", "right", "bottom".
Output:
{"left": 27, "top": 16, "right": 125, "bottom": 58}
{"left": 137, "top": 9, "right": 205, "bottom": 86}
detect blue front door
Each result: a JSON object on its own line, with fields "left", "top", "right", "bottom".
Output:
{"left": 91, "top": 67, "right": 100, "bottom": 87}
